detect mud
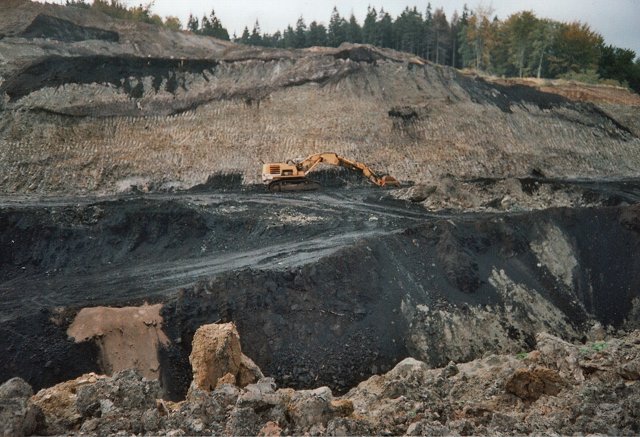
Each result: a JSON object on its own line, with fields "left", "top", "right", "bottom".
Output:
{"left": 1, "top": 183, "right": 639, "bottom": 399}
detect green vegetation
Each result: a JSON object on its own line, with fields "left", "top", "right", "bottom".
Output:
{"left": 231, "top": 4, "right": 640, "bottom": 93}
{"left": 63, "top": 1, "right": 640, "bottom": 93}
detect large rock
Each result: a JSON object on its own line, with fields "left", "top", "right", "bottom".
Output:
{"left": 505, "top": 366, "right": 566, "bottom": 401}
{"left": 0, "top": 377, "right": 40, "bottom": 437}
{"left": 189, "top": 322, "right": 263, "bottom": 391}
{"left": 31, "top": 372, "right": 107, "bottom": 435}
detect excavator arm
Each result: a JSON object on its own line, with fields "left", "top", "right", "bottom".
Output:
{"left": 294, "top": 153, "right": 400, "bottom": 187}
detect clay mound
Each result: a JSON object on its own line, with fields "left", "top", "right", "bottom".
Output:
{"left": 67, "top": 303, "right": 169, "bottom": 379}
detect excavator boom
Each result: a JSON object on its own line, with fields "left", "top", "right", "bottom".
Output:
{"left": 262, "top": 152, "right": 400, "bottom": 191}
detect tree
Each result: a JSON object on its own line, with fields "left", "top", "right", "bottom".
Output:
{"left": 239, "top": 26, "right": 250, "bottom": 44}
{"left": 599, "top": 45, "right": 639, "bottom": 90}
{"left": 432, "top": 8, "right": 449, "bottom": 64}
{"left": 394, "top": 7, "right": 423, "bottom": 54}
{"left": 377, "top": 8, "right": 394, "bottom": 49}
{"left": 187, "top": 13, "right": 199, "bottom": 33}
{"left": 307, "top": 21, "right": 328, "bottom": 47}
{"left": 346, "top": 14, "right": 362, "bottom": 44}
{"left": 328, "top": 7, "right": 347, "bottom": 47}
{"left": 530, "top": 19, "right": 558, "bottom": 78}
{"left": 503, "top": 11, "right": 538, "bottom": 77}
{"left": 548, "top": 21, "right": 603, "bottom": 76}
{"left": 294, "top": 16, "right": 307, "bottom": 48}
{"left": 362, "top": 7, "right": 378, "bottom": 45}
{"left": 164, "top": 16, "right": 181, "bottom": 31}
{"left": 282, "top": 25, "right": 296, "bottom": 48}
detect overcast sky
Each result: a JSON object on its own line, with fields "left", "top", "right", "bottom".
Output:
{"left": 40, "top": 0, "right": 640, "bottom": 56}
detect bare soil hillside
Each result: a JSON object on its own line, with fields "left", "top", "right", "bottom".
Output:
{"left": 1, "top": 0, "right": 639, "bottom": 194}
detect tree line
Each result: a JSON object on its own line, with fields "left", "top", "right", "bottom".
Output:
{"left": 65, "top": 1, "right": 640, "bottom": 93}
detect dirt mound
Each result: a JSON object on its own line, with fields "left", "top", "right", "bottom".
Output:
{"left": 67, "top": 303, "right": 169, "bottom": 379}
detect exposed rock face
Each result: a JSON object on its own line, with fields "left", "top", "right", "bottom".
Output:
{"left": 189, "top": 322, "right": 263, "bottom": 391}
{"left": 67, "top": 303, "right": 169, "bottom": 379}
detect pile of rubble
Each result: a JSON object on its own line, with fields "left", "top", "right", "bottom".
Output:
{"left": 2, "top": 323, "right": 639, "bottom": 436}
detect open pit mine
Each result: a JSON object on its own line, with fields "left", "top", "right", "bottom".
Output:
{"left": 1, "top": 0, "right": 640, "bottom": 435}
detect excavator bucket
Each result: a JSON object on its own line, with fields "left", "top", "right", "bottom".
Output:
{"left": 380, "top": 175, "right": 401, "bottom": 187}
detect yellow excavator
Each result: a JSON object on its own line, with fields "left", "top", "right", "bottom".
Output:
{"left": 262, "top": 152, "right": 400, "bottom": 192}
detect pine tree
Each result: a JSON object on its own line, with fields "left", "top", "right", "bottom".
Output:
{"left": 187, "top": 13, "right": 199, "bottom": 33}
{"left": 346, "top": 14, "right": 362, "bottom": 44}
{"left": 328, "top": 7, "right": 347, "bottom": 47}
{"left": 294, "top": 17, "right": 308, "bottom": 48}
{"left": 362, "top": 6, "right": 378, "bottom": 45}
{"left": 249, "top": 20, "right": 262, "bottom": 46}
{"left": 307, "top": 21, "right": 328, "bottom": 47}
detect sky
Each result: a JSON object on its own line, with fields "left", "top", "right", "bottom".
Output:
{"left": 38, "top": 0, "right": 640, "bottom": 56}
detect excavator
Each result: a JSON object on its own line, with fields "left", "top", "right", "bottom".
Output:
{"left": 262, "top": 152, "right": 400, "bottom": 192}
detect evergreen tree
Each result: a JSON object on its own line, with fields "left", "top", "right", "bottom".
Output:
{"left": 432, "top": 8, "right": 449, "bottom": 64}
{"left": 362, "top": 7, "right": 378, "bottom": 45}
{"left": 187, "top": 13, "right": 199, "bottom": 33}
{"left": 377, "top": 8, "right": 394, "bottom": 49}
{"left": 282, "top": 25, "right": 296, "bottom": 48}
{"left": 423, "top": 3, "right": 433, "bottom": 60}
{"left": 240, "top": 26, "right": 250, "bottom": 44}
{"left": 328, "top": 7, "right": 347, "bottom": 47}
{"left": 249, "top": 20, "right": 263, "bottom": 46}
{"left": 346, "top": 14, "right": 362, "bottom": 44}
{"left": 307, "top": 21, "right": 328, "bottom": 47}
{"left": 294, "top": 17, "right": 308, "bottom": 48}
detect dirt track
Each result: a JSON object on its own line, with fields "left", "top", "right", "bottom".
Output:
{"left": 2, "top": 180, "right": 640, "bottom": 399}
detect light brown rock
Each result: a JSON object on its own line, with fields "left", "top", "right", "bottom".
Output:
{"left": 67, "top": 303, "right": 169, "bottom": 379}
{"left": 189, "top": 322, "right": 263, "bottom": 391}
{"left": 258, "top": 421, "right": 282, "bottom": 437}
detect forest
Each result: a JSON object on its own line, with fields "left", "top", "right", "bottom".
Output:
{"left": 65, "top": 0, "right": 640, "bottom": 93}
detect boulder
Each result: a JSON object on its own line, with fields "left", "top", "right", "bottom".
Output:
{"left": 0, "top": 377, "right": 41, "bottom": 437}
{"left": 189, "top": 322, "right": 263, "bottom": 391}
{"left": 31, "top": 372, "right": 107, "bottom": 435}
{"left": 505, "top": 366, "right": 566, "bottom": 401}
{"left": 287, "top": 386, "right": 353, "bottom": 432}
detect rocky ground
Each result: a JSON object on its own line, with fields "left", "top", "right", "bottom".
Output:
{"left": 2, "top": 323, "right": 639, "bottom": 436}
{"left": 2, "top": 1, "right": 640, "bottom": 435}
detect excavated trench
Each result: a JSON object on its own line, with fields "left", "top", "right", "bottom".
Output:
{"left": 1, "top": 180, "right": 640, "bottom": 400}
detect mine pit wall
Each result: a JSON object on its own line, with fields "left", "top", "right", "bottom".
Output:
{"left": 0, "top": 203, "right": 639, "bottom": 399}
{"left": 1, "top": 53, "right": 640, "bottom": 194}
{"left": 159, "top": 205, "right": 640, "bottom": 399}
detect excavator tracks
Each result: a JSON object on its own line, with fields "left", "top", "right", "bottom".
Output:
{"left": 268, "top": 178, "right": 321, "bottom": 192}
